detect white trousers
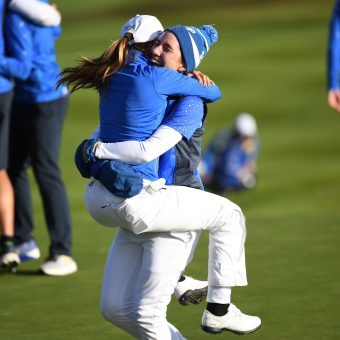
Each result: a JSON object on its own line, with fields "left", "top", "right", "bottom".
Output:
{"left": 85, "top": 179, "right": 248, "bottom": 292}
{"left": 100, "top": 227, "right": 200, "bottom": 340}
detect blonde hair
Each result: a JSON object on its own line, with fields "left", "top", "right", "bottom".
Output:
{"left": 58, "top": 33, "right": 154, "bottom": 92}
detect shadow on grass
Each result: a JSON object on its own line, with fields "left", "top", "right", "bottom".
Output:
{"left": 14, "top": 269, "right": 45, "bottom": 276}
{"left": 0, "top": 269, "right": 45, "bottom": 276}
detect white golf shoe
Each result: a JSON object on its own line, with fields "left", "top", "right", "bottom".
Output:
{"left": 201, "top": 303, "right": 261, "bottom": 335}
{"left": 40, "top": 255, "right": 77, "bottom": 276}
{"left": 174, "top": 275, "right": 208, "bottom": 305}
{"left": 15, "top": 239, "right": 40, "bottom": 262}
{"left": 0, "top": 251, "right": 20, "bottom": 272}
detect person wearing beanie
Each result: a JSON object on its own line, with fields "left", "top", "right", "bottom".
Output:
{"left": 60, "top": 13, "right": 221, "bottom": 339}
{"left": 91, "top": 25, "right": 260, "bottom": 336}
{"left": 62, "top": 15, "right": 261, "bottom": 337}
{"left": 165, "top": 24, "right": 218, "bottom": 73}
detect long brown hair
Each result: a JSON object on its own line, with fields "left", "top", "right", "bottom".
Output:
{"left": 58, "top": 33, "right": 154, "bottom": 92}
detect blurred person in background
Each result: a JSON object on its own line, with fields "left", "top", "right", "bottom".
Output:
{"left": 199, "top": 113, "right": 259, "bottom": 193}
{"left": 327, "top": 0, "right": 340, "bottom": 111}
{"left": 0, "top": 0, "right": 61, "bottom": 271}
{"left": 0, "top": 0, "right": 77, "bottom": 276}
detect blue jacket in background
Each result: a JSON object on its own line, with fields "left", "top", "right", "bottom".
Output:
{"left": 99, "top": 50, "right": 221, "bottom": 181}
{"left": 200, "top": 129, "right": 259, "bottom": 191}
{"left": 0, "top": 0, "right": 68, "bottom": 103}
{"left": 0, "top": 0, "right": 13, "bottom": 94}
{"left": 216, "top": 135, "right": 259, "bottom": 189}
{"left": 328, "top": 0, "right": 340, "bottom": 90}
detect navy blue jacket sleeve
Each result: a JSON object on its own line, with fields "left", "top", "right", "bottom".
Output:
{"left": 153, "top": 67, "right": 222, "bottom": 103}
{"left": 328, "top": 0, "right": 340, "bottom": 90}
{"left": 0, "top": 12, "right": 33, "bottom": 80}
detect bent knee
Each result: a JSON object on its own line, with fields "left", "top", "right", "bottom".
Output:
{"left": 100, "top": 299, "right": 126, "bottom": 324}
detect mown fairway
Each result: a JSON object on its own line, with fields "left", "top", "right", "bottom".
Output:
{"left": 1, "top": 1, "right": 339, "bottom": 339}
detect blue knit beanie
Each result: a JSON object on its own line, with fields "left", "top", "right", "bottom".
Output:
{"left": 165, "top": 25, "right": 218, "bottom": 73}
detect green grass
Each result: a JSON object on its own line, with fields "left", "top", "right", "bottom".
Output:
{"left": 1, "top": 0, "right": 340, "bottom": 339}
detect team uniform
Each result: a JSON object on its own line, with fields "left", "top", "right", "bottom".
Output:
{"left": 0, "top": 0, "right": 61, "bottom": 268}
{"left": 0, "top": 1, "right": 76, "bottom": 274}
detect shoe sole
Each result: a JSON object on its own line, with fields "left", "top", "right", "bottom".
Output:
{"left": 179, "top": 287, "right": 208, "bottom": 306}
{"left": 201, "top": 323, "right": 261, "bottom": 335}
{"left": 1, "top": 262, "right": 19, "bottom": 273}
{"left": 1, "top": 256, "right": 20, "bottom": 273}
{"left": 40, "top": 266, "right": 78, "bottom": 276}
{"left": 40, "top": 262, "right": 78, "bottom": 276}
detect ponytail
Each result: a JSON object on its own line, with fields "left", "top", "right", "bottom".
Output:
{"left": 58, "top": 34, "right": 133, "bottom": 92}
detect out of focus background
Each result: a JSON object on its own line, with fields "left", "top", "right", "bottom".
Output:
{"left": 2, "top": 0, "right": 340, "bottom": 339}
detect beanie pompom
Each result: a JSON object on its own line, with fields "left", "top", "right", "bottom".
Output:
{"left": 200, "top": 25, "right": 218, "bottom": 45}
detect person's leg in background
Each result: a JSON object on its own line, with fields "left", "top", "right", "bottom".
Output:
{"left": 9, "top": 96, "right": 76, "bottom": 275}
{"left": 0, "top": 91, "right": 20, "bottom": 270}
{"left": 28, "top": 96, "right": 76, "bottom": 276}
{"left": 8, "top": 99, "right": 40, "bottom": 263}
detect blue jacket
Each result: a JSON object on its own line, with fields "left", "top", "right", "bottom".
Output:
{"left": 0, "top": 0, "right": 68, "bottom": 103}
{"left": 201, "top": 129, "right": 259, "bottom": 190}
{"left": 216, "top": 134, "right": 259, "bottom": 189}
{"left": 99, "top": 50, "right": 221, "bottom": 181}
{"left": 328, "top": 0, "right": 340, "bottom": 90}
{"left": 0, "top": 0, "right": 13, "bottom": 94}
